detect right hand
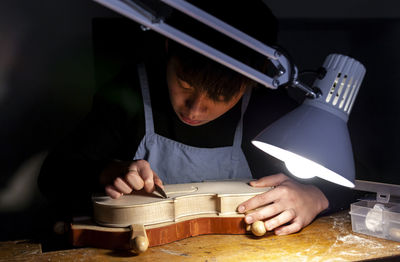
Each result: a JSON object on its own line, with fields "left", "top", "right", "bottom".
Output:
{"left": 100, "top": 159, "right": 163, "bottom": 199}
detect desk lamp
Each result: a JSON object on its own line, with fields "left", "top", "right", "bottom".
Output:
{"left": 93, "top": 0, "right": 366, "bottom": 188}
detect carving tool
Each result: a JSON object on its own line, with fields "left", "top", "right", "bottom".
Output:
{"left": 154, "top": 184, "right": 168, "bottom": 198}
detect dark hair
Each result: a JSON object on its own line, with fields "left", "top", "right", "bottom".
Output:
{"left": 166, "top": 0, "right": 278, "bottom": 102}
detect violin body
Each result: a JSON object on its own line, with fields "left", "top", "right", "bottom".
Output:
{"left": 71, "top": 180, "right": 271, "bottom": 251}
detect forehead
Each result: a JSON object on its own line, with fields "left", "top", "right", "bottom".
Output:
{"left": 168, "top": 56, "right": 247, "bottom": 102}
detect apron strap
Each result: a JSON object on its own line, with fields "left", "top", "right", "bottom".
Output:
{"left": 232, "top": 88, "right": 252, "bottom": 157}
{"left": 137, "top": 63, "right": 155, "bottom": 134}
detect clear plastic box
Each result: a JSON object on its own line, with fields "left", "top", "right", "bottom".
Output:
{"left": 349, "top": 200, "right": 400, "bottom": 242}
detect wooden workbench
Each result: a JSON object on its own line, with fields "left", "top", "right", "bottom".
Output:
{"left": 1, "top": 211, "right": 400, "bottom": 261}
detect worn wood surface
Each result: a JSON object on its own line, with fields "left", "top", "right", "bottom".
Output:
{"left": 2, "top": 211, "right": 400, "bottom": 261}
{"left": 0, "top": 240, "right": 41, "bottom": 260}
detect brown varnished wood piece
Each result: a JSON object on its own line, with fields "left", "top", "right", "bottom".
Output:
{"left": 70, "top": 217, "right": 247, "bottom": 250}
{"left": 147, "top": 216, "right": 247, "bottom": 246}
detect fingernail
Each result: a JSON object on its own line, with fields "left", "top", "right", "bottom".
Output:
{"left": 245, "top": 216, "right": 253, "bottom": 224}
{"left": 238, "top": 206, "right": 245, "bottom": 213}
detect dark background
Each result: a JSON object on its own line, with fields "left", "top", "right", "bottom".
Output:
{"left": 0, "top": 0, "right": 399, "bottom": 250}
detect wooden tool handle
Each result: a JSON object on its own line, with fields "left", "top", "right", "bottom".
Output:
{"left": 130, "top": 224, "right": 149, "bottom": 253}
{"left": 250, "top": 221, "right": 267, "bottom": 236}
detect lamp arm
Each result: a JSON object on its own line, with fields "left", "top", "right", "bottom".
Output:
{"left": 93, "top": 0, "right": 318, "bottom": 97}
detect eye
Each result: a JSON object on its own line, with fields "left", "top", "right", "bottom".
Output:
{"left": 210, "top": 94, "right": 227, "bottom": 103}
{"left": 216, "top": 95, "right": 226, "bottom": 102}
{"left": 178, "top": 79, "right": 193, "bottom": 90}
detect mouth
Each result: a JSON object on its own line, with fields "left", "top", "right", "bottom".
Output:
{"left": 179, "top": 114, "right": 204, "bottom": 126}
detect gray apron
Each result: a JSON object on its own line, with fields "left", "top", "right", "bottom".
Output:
{"left": 133, "top": 64, "right": 252, "bottom": 184}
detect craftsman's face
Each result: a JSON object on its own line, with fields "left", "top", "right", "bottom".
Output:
{"left": 166, "top": 58, "right": 245, "bottom": 126}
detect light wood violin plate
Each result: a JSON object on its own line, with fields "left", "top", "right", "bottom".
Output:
{"left": 92, "top": 180, "right": 271, "bottom": 227}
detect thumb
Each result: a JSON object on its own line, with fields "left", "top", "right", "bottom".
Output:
{"left": 250, "top": 173, "right": 289, "bottom": 187}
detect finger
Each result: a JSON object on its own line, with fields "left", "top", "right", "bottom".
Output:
{"left": 113, "top": 177, "right": 133, "bottom": 194}
{"left": 153, "top": 172, "right": 164, "bottom": 188}
{"left": 264, "top": 208, "right": 296, "bottom": 231}
{"left": 274, "top": 219, "right": 303, "bottom": 235}
{"left": 125, "top": 169, "right": 145, "bottom": 191}
{"left": 105, "top": 185, "right": 123, "bottom": 199}
{"left": 135, "top": 161, "right": 155, "bottom": 193}
{"left": 244, "top": 202, "right": 284, "bottom": 224}
{"left": 238, "top": 187, "right": 281, "bottom": 214}
{"left": 250, "top": 173, "right": 289, "bottom": 188}
{"left": 128, "top": 160, "right": 155, "bottom": 192}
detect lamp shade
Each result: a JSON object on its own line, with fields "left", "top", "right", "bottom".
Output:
{"left": 252, "top": 54, "right": 366, "bottom": 188}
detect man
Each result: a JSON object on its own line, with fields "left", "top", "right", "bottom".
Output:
{"left": 39, "top": 0, "right": 350, "bottom": 236}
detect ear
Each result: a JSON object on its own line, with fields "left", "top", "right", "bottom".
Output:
{"left": 241, "top": 84, "right": 250, "bottom": 94}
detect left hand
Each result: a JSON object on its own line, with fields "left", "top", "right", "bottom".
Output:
{"left": 238, "top": 173, "right": 329, "bottom": 235}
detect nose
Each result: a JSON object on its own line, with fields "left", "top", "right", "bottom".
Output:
{"left": 185, "top": 93, "right": 208, "bottom": 119}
